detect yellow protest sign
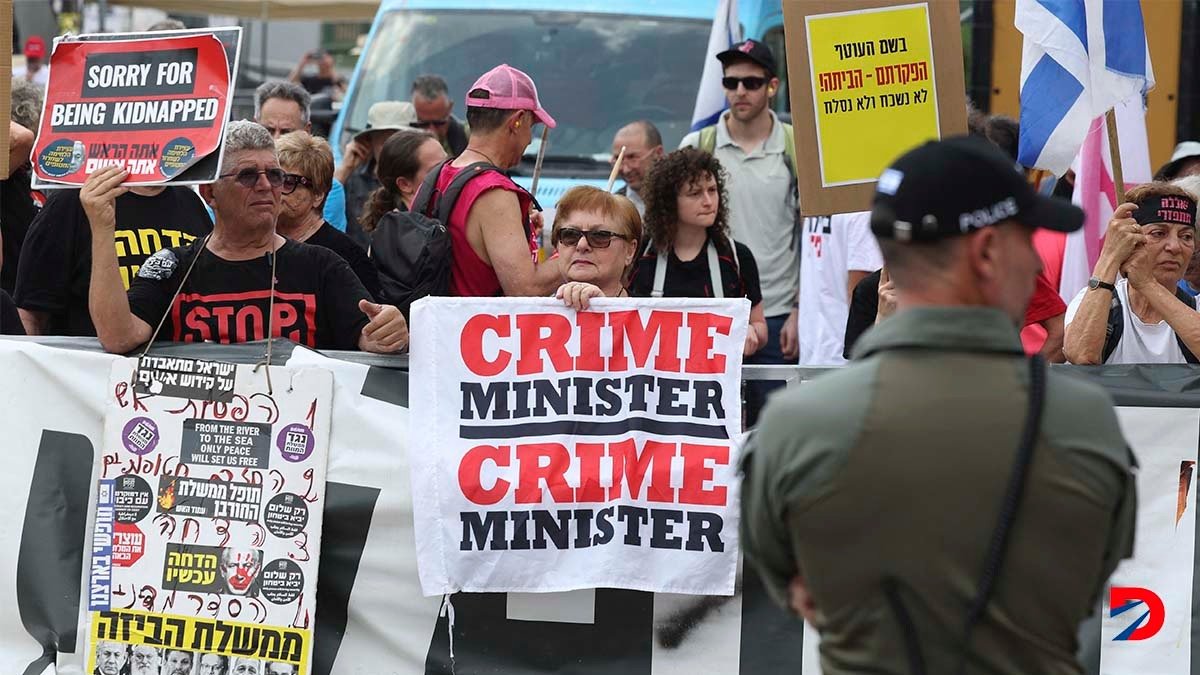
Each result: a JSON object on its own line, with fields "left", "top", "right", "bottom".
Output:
{"left": 784, "top": 0, "right": 965, "bottom": 215}
{"left": 806, "top": 3, "right": 939, "bottom": 186}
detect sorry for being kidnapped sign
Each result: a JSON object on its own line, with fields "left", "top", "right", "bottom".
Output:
{"left": 32, "top": 30, "right": 234, "bottom": 188}
{"left": 409, "top": 297, "right": 749, "bottom": 596}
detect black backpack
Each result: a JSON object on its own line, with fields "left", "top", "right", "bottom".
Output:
{"left": 370, "top": 160, "right": 499, "bottom": 316}
{"left": 1102, "top": 285, "right": 1200, "bottom": 363}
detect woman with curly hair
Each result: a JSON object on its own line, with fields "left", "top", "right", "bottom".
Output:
{"left": 629, "top": 147, "right": 767, "bottom": 355}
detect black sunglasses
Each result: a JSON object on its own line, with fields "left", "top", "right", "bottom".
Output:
{"left": 218, "top": 168, "right": 300, "bottom": 194}
{"left": 412, "top": 118, "right": 450, "bottom": 129}
{"left": 555, "top": 228, "right": 628, "bottom": 248}
{"left": 722, "top": 76, "right": 768, "bottom": 91}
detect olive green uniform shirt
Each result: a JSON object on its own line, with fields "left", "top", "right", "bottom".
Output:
{"left": 741, "top": 307, "right": 1137, "bottom": 674}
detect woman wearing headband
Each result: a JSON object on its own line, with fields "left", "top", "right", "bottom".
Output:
{"left": 1064, "top": 182, "right": 1199, "bottom": 364}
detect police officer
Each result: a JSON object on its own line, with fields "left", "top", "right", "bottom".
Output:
{"left": 741, "top": 136, "right": 1136, "bottom": 674}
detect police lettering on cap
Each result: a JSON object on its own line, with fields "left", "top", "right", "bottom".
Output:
{"left": 870, "top": 135, "right": 1084, "bottom": 243}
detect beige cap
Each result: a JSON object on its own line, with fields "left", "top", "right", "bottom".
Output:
{"left": 354, "top": 101, "right": 418, "bottom": 142}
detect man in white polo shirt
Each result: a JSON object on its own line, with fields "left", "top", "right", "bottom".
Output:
{"left": 681, "top": 39, "right": 797, "bottom": 422}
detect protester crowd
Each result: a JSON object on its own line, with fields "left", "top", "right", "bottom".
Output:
{"left": 7, "top": 24, "right": 1200, "bottom": 674}
{"left": 6, "top": 34, "right": 1200, "bottom": 368}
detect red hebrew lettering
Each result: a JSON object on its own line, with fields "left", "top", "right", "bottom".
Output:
{"left": 678, "top": 444, "right": 730, "bottom": 506}
{"left": 515, "top": 443, "right": 575, "bottom": 504}
{"left": 461, "top": 314, "right": 512, "bottom": 377}
{"left": 458, "top": 444, "right": 511, "bottom": 505}
{"left": 515, "top": 314, "right": 574, "bottom": 376}
{"left": 685, "top": 312, "right": 733, "bottom": 374}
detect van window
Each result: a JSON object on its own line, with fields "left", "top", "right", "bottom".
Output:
{"left": 343, "top": 10, "right": 709, "bottom": 162}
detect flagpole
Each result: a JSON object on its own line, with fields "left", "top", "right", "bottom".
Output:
{"left": 1105, "top": 108, "right": 1126, "bottom": 204}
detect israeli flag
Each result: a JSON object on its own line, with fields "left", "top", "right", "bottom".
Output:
{"left": 690, "top": 0, "right": 742, "bottom": 131}
{"left": 1016, "top": 0, "right": 1154, "bottom": 175}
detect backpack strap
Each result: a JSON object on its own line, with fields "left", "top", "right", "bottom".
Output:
{"left": 652, "top": 250, "right": 668, "bottom": 298}
{"left": 1175, "top": 287, "right": 1200, "bottom": 364}
{"left": 706, "top": 241, "right": 724, "bottom": 299}
{"left": 1102, "top": 285, "right": 1200, "bottom": 364}
{"left": 410, "top": 159, "right": 450, "bottom": 216}
{"left": 699, "top": 125, "right": 718, "bottom": 155}
{"left": 434, "top": 161, "right": 501, "bottom": 224}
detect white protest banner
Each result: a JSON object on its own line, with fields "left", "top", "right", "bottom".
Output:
{"left": 84, "top": 355, "right": 333, "bottom": 675}
{"left": 1100, "top": 407, "right": 1197, "bottom": 670}
{"left": 408, "top": 297, "right": 749, "bottom": 596}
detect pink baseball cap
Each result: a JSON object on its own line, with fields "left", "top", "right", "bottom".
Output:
{"left": 466, "top": 64, "right": 556, "bottom": 129}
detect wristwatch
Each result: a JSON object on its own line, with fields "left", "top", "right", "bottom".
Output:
{"left": 1088, "top": 277, "right": 1116, "bottom": 293}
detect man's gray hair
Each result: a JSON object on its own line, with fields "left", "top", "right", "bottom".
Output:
{"left": 1172, "top": 175, "right": 1200, "bottom": 202}
{"left": 147, "top": 18, "right": 187, "bottom": 31}
{"left": 254, "top": 81, "right": 311, "bottom": 123}
{"left": 221, "top": 121, "right": 277, "bottom": 172}
{"left": 411, "top": 75, "right": 450, "bottom": 100}
{"left": 10, "top": 79, "right": 44, "bottom": 131}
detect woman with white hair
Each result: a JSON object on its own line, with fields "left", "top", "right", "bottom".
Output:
{"left": 84, "top": 120, "right": 408, "bottom": 354}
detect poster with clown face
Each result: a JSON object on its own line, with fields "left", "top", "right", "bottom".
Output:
{"left": 85, "top": 356, "right": 332, "bottom": 675}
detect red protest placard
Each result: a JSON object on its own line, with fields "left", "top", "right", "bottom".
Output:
{"left": 32, "top": 34, "right": 231, "bottom": 187}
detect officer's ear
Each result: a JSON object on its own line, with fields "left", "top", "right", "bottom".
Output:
{"left": 966, "top": 225, "right": 1003, "bottom": 284}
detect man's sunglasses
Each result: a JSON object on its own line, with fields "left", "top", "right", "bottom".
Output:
{"left": 218, "top": 168, "right": 300, "bottom": 194}
{"left": 555, "top": 228, "right": 628, "bottom": 248}
{"left": 412, "top": 118, "right": 450, "bottom": 129}
{"left": 722, "top": 76, "right": 768, "bottom": 91}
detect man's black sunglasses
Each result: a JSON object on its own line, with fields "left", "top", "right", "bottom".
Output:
{"left": 555, "top": 228, "right": 628, "bottom": 248}
{"left": 412, "top": 118, "right": 450, "bottom": 129}
{"left": 218, "top": 168, "right": 300, "bottom": 194}
{"left": 722, "top": 76, "right": 768, "bottom": 91}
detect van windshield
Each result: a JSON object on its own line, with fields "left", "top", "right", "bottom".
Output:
{"left": 341, "top": 10, "right": 710, "bottom": 170}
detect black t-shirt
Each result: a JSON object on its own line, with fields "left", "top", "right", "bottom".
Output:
{"left": 127, "top": 238, "right": 370, "bottom": 350}
{"left": 629, "top": 235, "right": 763, "bottom": 304}
{"left": 1, "top": 290, "right": 25, "bottom": 335}
{"left": 844, "top": 268, "right": 882, "bottom": 360}
{"left": 1, "top": 168, "right": 38, "bottom": 294}
{"left": 14, "top": 186, "right": 212, "bottom": 336}
{"left": 305, "top": 221, "right": 381, "bottom": 301}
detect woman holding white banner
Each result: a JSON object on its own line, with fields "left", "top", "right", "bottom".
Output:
{"left": 629, "top": 147, "right": 767, "bottom": 356}
{"left": 552, "top": 185, "right": 643, "bottom": 310}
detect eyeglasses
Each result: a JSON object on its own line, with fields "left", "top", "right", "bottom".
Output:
{"left": 285, "top": 173, "right": 316, "bottom": 190}
{"left": 412, "top": 118, "right": 450, "bottom": 129}
{"left": 555, "top": 228, "right": 628, "bottom": 248}
{"left": 721, "top": 76, "right": 768, "bottom": 91}
{"left": 218, "top": 168, "right": 299, "bottom": 194}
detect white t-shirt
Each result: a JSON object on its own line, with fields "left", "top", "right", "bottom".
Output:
{"left": 798, "top": 211, "right": 883, "bottom": 365}
{"left": 1065, "top": 278, "right": 1193, "bottom": 364}
{"left": 12, "top": 66, "right": 49, "bottom": 87}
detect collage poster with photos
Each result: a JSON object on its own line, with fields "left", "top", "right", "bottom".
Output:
{"left": 85, "top": 355, "right": 333, "bottom": 675}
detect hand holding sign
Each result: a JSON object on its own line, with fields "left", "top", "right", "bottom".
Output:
{"left": 80, "top": 166, "right": 130, "bottom": 234}
{"left": 358, "top": 300, "right": 409, "bottom": 353}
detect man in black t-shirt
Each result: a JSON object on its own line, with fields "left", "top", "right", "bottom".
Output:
{"left": 84, "top": 120, "right": 408, "bottom": 354}
{"left": 16, "top": 185, "right": 212, "bottom": 335}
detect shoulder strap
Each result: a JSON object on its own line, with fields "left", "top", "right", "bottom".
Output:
{"left": 780, "top": 121, "right": 797, "bottom": 179}
{"left": 1101, "top": 292, "right": 1124, "bottom": 364}
{"left": 1175, "top": 287, "right": 1200, "bottom": 364}
{"left": 434, "top": 161, "right": 500, "bottom": 224}
{"left": 652, "top": 250, "right": 668, "bottom": 298}
{"left": 706, "top": 241, "right": 724, "bottom": 299}
{"left": 956, "top": 355, "right": 1047, "bottom": 674}
{"left": 699, "top": 125, "right": 718, "bottom": 155}
{"left": 410, "top": 159, "right": 449, "bottom": 216}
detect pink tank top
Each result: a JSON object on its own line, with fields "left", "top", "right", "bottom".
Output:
{"left": 436, "top": 163, "right": 534, "bottom": 297}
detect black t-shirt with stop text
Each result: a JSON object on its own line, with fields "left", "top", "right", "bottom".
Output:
{"left": 14, "top": 186, "right": 211, "bottom": 336}
{"left": 126, "top": 238, "right": 370, "bottom": 350}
